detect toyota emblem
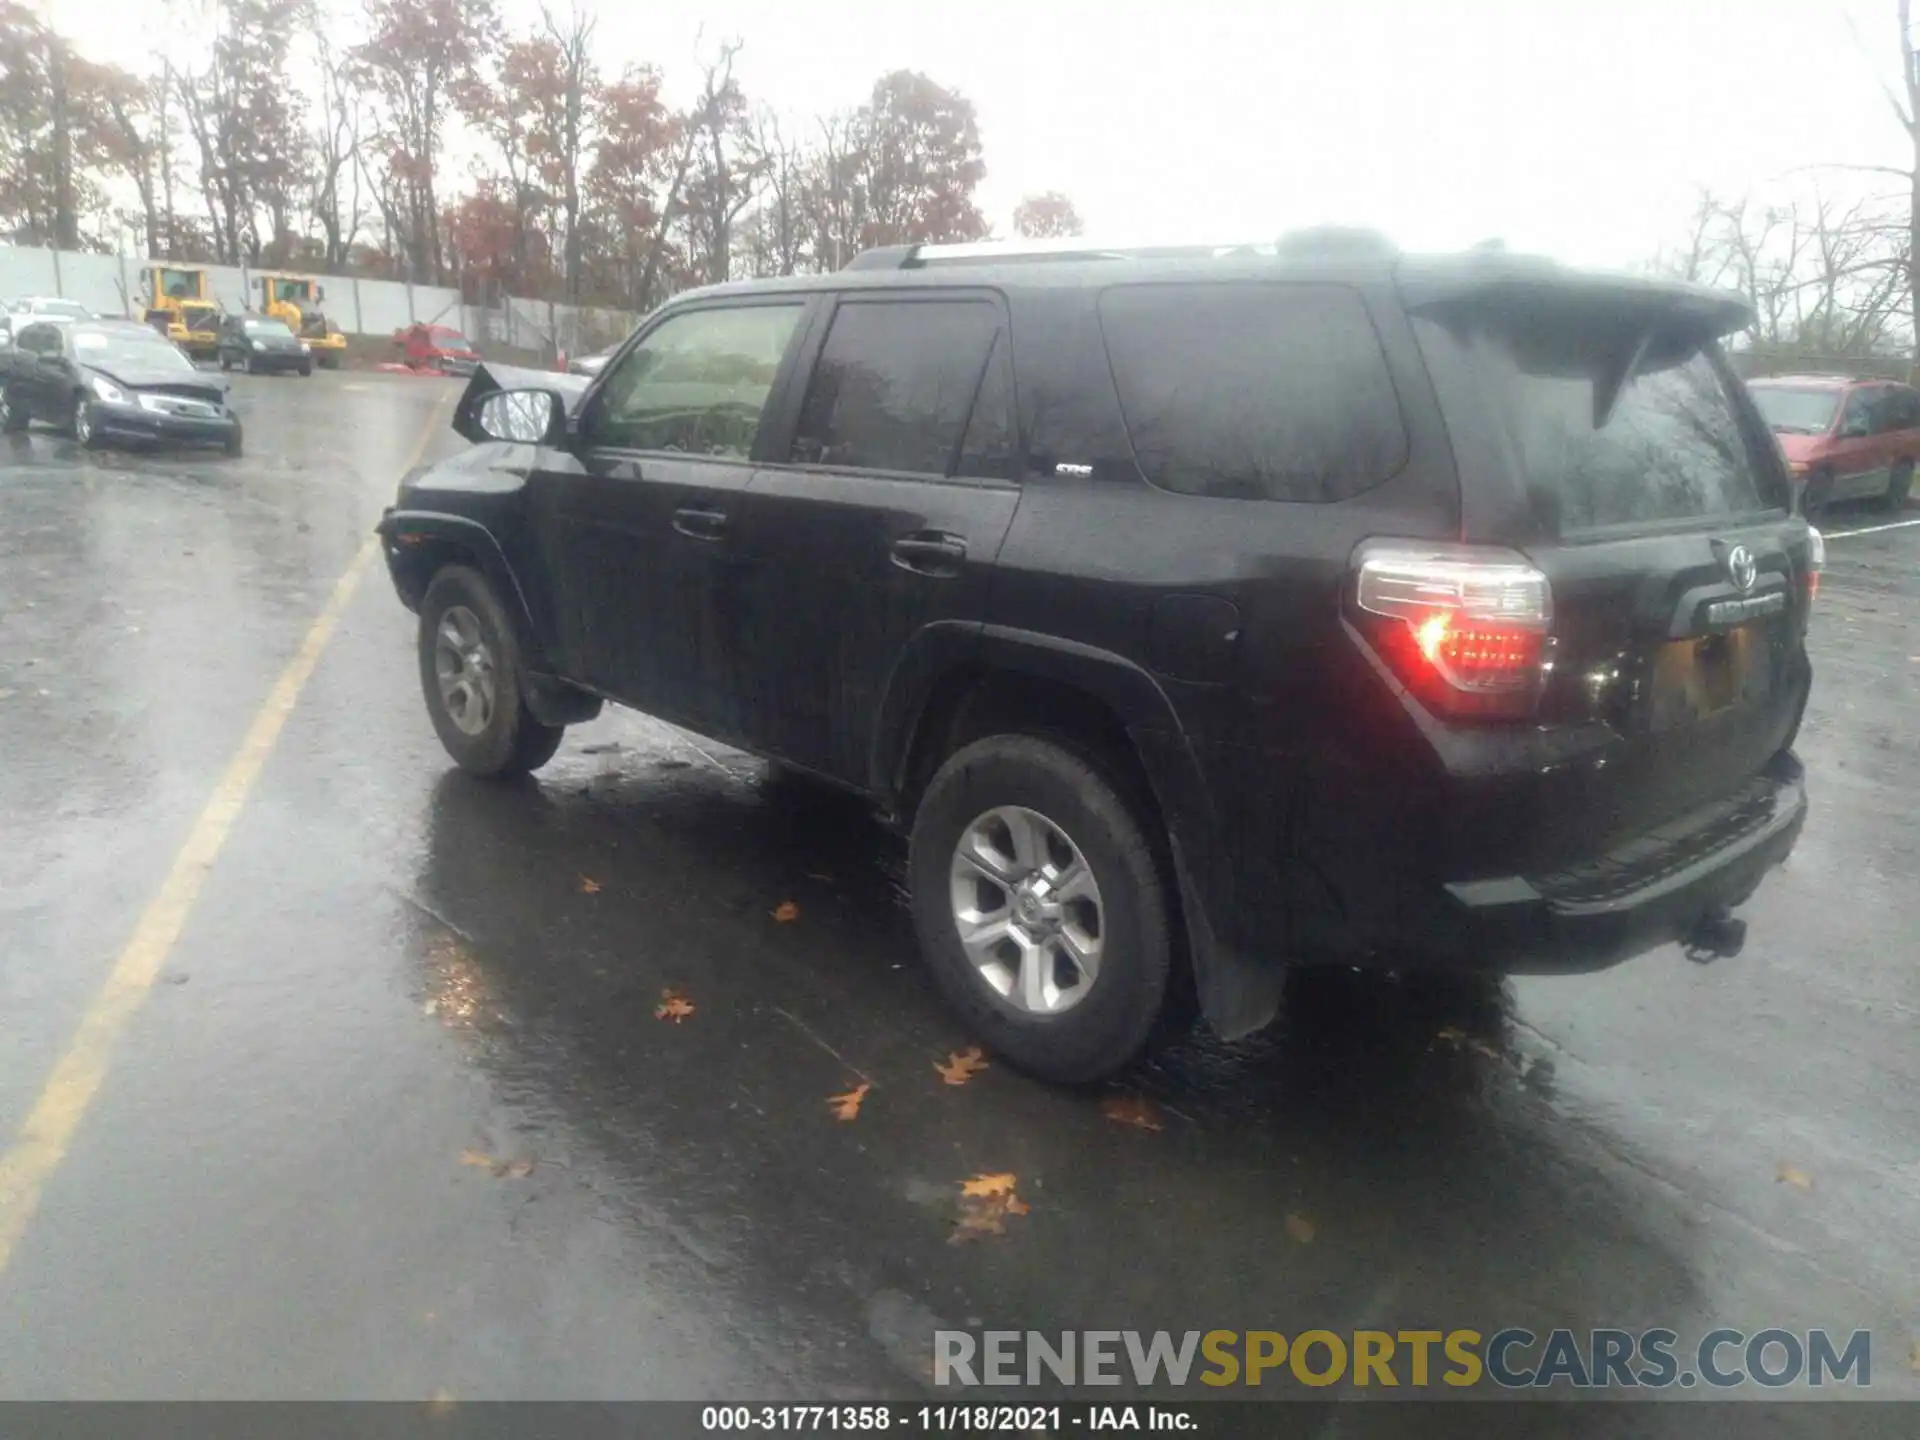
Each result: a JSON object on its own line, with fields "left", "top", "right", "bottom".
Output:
{"left": 1725, "top": 544, "right": 1757, "bottom": 592}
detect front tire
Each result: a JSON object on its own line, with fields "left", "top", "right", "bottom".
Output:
{"left": 908, "top": 734, "right": 1174, "bottom": 1084}
{"left": 1802, "top": 468, "right": 1834, "bottom": 518}
{"left": 418, "top": 565, "right": 565, "bottom": 778}
{"left": 73, "top": 395, "right": 103, "bottom": 449}
{"left": 1885, "top": 459, "right": 1913, "bottom": 511}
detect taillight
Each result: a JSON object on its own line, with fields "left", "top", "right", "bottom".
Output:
{"left": 1350, "top": 541, "right": 1553, "bottom": 719}
{"left": 1805, "top": 526, "right": 1824, "bottom": 606}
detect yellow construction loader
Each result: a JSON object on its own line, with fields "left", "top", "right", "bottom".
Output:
{"left": 255, "top": 274, "right": 347, "bottom": 369}
{"left": 139, "top": 266, "right": 223, "bottom": 360}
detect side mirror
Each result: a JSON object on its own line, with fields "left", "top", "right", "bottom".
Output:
{"left": 475, "top": 388, "right": 567, "bottom": 444}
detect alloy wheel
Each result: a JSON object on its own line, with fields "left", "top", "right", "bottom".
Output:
{"left": 432, "top": 605, "right": 497, "bottom": 736}
{"left": 948, "top": 805, "right": 1106, "bottom": 1014}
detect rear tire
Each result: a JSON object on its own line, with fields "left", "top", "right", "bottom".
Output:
{"left": 1885, "top": 459, "right": 1913, "bottom": 511}
{"left": 908, "top": 734, "right": 1174, "bottom": 1084}
{"left": 418, "top": 565, "right": 566, "bottom": 778}
{"left": 219, "top": 352, "right": 233, "bottom": 372}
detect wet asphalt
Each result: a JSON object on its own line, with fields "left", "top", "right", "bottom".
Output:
{"left": 1, "top": 372, "right": 1916, "bottom": 1421}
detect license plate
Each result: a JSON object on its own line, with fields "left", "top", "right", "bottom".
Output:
{"left": 1648, "top": 625, "right": 1773, "bottom": 731}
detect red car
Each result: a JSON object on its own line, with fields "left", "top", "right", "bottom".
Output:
{"left": 393, "top": 322, "right": 480, "bottom": 376}
{"left": 1747, "top": 374, "right": 1919, "bottom": 513}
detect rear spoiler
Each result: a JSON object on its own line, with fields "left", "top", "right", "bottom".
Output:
{"left": 1396, "top": 256, "right": 1755, "bottom": 425}
{"left": 1395, "top": 255, "right": 1754, "bottom": 340}
{"left": 452, "top": 362, "right": 593, "bottom": 444}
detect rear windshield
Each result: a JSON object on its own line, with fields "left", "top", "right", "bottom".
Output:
{"left": 1747, "top": 386, "right": 1840, "bottom": 435}
{"left": 1418, "top": 312, "right": 1776, "bottom": 531}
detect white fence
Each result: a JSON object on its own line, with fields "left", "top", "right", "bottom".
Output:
{"left": 0, "top": 245, "right": 640, "bottom": 357}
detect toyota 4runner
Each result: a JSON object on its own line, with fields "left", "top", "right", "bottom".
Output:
{"left": 378, "top": 232, "right": 1818, "bottom": 1083}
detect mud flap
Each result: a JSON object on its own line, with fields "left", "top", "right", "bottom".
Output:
{"left": 1170, "top": 837, "right": 1282, "bottom": 1041}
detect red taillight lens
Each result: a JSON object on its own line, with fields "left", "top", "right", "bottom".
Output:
{"left": 1352, "top": 541, "right": 1553, "bottom": 718}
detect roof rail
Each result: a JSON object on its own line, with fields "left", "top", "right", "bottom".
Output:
{"left": 842, "top": 230, "right": 1402, "bottom": 271}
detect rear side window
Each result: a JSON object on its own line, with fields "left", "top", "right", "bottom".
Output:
{"left": 1097, "top": 283, "right": 1409, "bottom": 502}
{"left": 1890, "top": 386, "right": 1920, "bottom": 431}
{"left": 791, "top": 298, "right": 1003, "bottom": 476}
{"left": 1418, "top": 314, "right": 1776, "bottom": 530}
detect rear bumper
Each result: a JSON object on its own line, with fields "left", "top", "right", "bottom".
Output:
{"left": 243, "top": 353, "right": 310, "bottom": 372}
{"left": 1427, "top": 754, "right": 1807, "bottom": 973}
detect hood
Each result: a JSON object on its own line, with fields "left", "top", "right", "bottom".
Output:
{"left": 452, "top": 361, "right": 591, "bottom": 444}
{"left": 86, "top": 360, "right": 226, "bottom": 397}
{"left": 1773, "top": 432, "right": 1827, "bottom": 464}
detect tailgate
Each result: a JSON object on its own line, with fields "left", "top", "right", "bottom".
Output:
{"left": 1405, "top": 278, "right": 1814, "bottom": 862}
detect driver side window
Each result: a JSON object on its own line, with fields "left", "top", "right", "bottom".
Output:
{"left": 586, "top": 303, "right": 803, "bottom": 458}
{"left": 1839, "top": 389, "right": 1879, "bottom": 437}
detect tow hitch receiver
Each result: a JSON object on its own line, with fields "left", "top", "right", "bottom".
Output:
{"left": 1683, "top": 908, "right": 1748, "bottom": 964}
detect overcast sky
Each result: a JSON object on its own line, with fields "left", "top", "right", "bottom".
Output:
{"left": 56, "top": 0, "right": 1908, "bottom": 269}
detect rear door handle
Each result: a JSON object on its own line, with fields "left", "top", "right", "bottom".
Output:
{"left": 673, "top": 506, "right": 729, "bottom": 540}
{"left": 891, "top": 532, "right": 968, "bottom": 576}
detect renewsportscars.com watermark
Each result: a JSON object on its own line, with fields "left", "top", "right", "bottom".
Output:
{"left": 934, "top": 1328, "right": 1874, "bottom": 1391}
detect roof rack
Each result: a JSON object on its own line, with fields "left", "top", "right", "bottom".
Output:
{"left": 844, "top": 228, "right": 1400, "bottom": 272}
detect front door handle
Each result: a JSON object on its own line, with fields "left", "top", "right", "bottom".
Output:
{"left": 673, "top": 506, "right": 729, "bottom": 540}
{"left": 891, "top": 531, "right": 967, "bottom": 576}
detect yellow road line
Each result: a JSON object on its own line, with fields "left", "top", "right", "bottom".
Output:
{"left": 0, "top": 397, "right": 449, "bottom": 1275}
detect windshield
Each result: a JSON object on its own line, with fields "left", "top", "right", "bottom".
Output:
{"left": 244, "top": 319, "right": 295, "bottom": 338}
{"left": 73, "top": 329, "right": 196, "bottom": 373}
{"left": 1747, "top": 385, "right": 1841, "bottom": 436}
{"left": 272, "top": 280, "right": 308, "bottom": 302}
{"left": 34, "top": 300, "right": 89, "bottom": 319}
{"left": 436, "top": 332, "right": 473, "bottom": 350}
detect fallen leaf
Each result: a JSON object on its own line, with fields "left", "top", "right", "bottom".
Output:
{"left": 655, "top": 989, "right": 695, "bottom": 1022}
{"left": 771, "top": 900, "right": 800, "bottom": 922}
{"left": 459, "top": 1150, "right": 495, "bottom": 1169}
{"left": 1101, "top": 1095, "right": 1164, "bottom": 1131}
{"left": 935, "top": 1047, "right": 989, "bottom": 1086}
{"left": 1285, "top": 1212, "right": 1317, "bottom": 1244}
{"left": 423, "top": 999, "right": 440, "bottom": 1016}
{"left": 805, "top": 872, "right": 834, "bottom": 883}
{"left": 498, "top": 1158, "right": 534, "bottom": 1179}
{"left": 1776, "top": 1162, "right": 1813, "bottom": 1191}
{"left": 827, "top": 1082, "right": 871, "bottom": 1121}
{"left": 1435, "top": 1026, "right": 1467, "bottom": 1047}
{"left": 1467, "top": 1038, "right": 1503, "bottom": 1063}
{"left": 961, "top": 1172, "right": 1017, "bottom": 1198}
{"left": 951, "top": 1173, "right": 1031, "bottom": 1243}
{"left": 579, "top": 876, "right": 601, "bottom": 894}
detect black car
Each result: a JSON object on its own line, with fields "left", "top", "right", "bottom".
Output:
{"left": 1, "top": 318, "right": 241, "bottom": 454}
{"left": 218, "top": 313, "right": 312, "bottom": 375}
{"left": 378, "top": 233, "right": 1818, "bottom": 1083}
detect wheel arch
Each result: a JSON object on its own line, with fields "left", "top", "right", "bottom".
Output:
{"left": 879, "top": 625, "right": 1282, "bottom": 1042}
{"left": 380, "top": 511, "right": 600, "bottom": 727}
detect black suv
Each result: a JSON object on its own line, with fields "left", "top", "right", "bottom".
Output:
{"left": 378, "top": 233, "right": 1818, "bottom": 1083}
